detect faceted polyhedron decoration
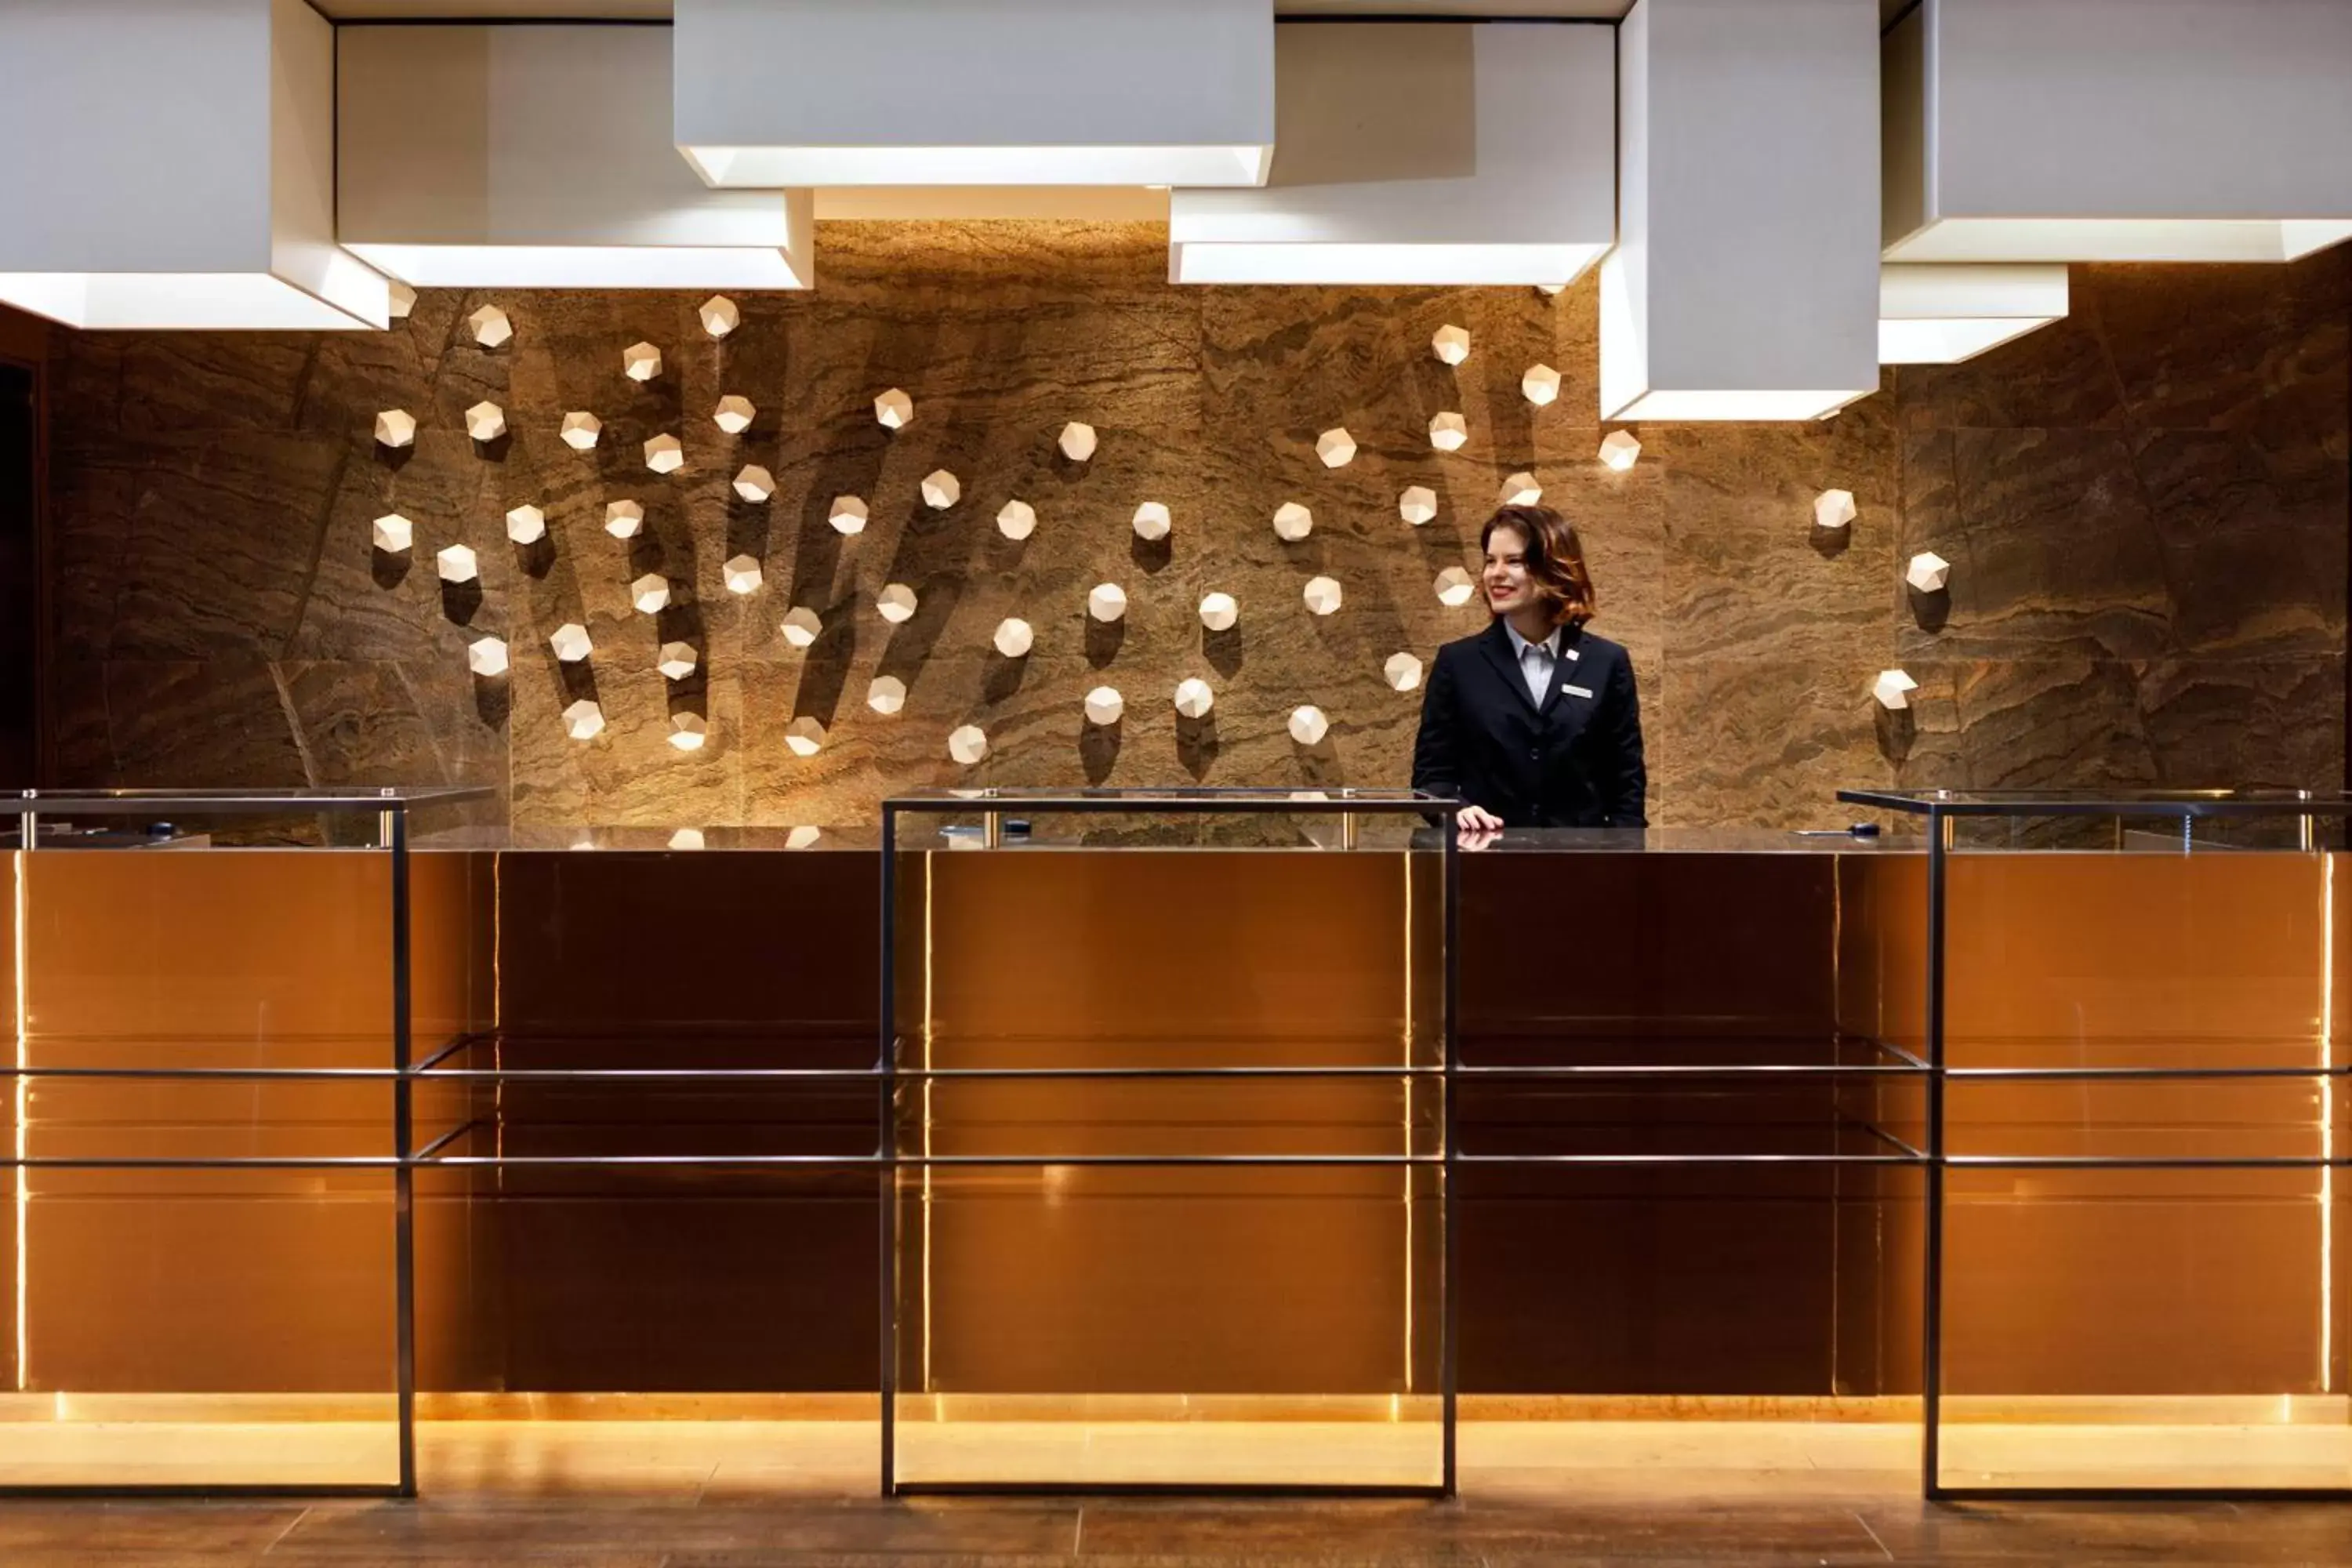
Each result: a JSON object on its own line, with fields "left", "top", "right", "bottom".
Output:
{"left": 622, "top": 341, "right": 662, "bottom": 382}
{"left": 1431, "top": 324, "right": 1470, "bottom": 365}
{"left": 1084, "top": 686, "right": 1124, "bottom": 725}
{"left": 670, "top": 827, "right": 706, "bottom": 850}
{"left": 465, "top": 401, "right": 506, "bottom": 442}
{"left": 1087, "top": 582, "right": 1128, "bottom": 622}
{"left": 733, "top": 465, "right": 775, "bottom": 503}
{"left": 1058, "top": 421, "right": 1097, "bottom": 462}
{"left": 604, "top": 499, "right": 644, "bottom": 539}
{"left": 467, "top": 305, "right": 512, "bottom": 348}
{"left": 505, "top": 503, "right": 546, "bottom": 544}
{"left": 1316, "top": 428, "right": 1357, "bottom": 468}
{"left": 644, "top": 434, "right": 684, "bottom": 474}
{"left": 920, "top": 469, "right": 961, "bottom": 510}
{"left": 1498, "top": 472, "right": 1542, "bottom": 506}
{"left": 723, "top": 554, "right": 764, "bottom": 594}
{"left": 1399, "top": 486, "right": 1438, "bottom": 526}
{"left": 1906, "top": 551, "right": 1951, "bottom": 593}
{"left": 1132, "top": 501, "right": 1171, "bottom": 541}
{"left": 1384, "top": 652, "right": 1424, "bottom": 691}
{"left": 1173, "top": 678, "right": 1214, "bottom": 719}
{"left": 785, "top": 717, "right": 827, "bottom": 756}
{"left": 1872, "top": 669, "right": 1918, "bottom": 710}
{"left": 714, "top": 395, "right": 756, "bottom": 434}
{"left": 996, "top": 499, "right": 1036, "bottom": 540}
{"left": 669, "top": 712, "right": 708, "bottom": 751}
{"left": 1523, "top": 364, "right": 1563, "bottom": 406}
{"left": 374, "top": 408, "right": 416, "bottom": 448}
{"left": 780, "top": 607, "right": 822, "bottom": 648}
{"left": 1599, "top": 430, "right": 1641, "bottom": 471}
{"left": 467, "top": 636, "right": 508, "bottom": 677}
{"left": 1302, "top": 575, "right": 1343, "bottom": 616}
{"left": 631, "top": 573, "right": 671, "bottom": 615}
{"left": 549, "top": 622, "right": 593, "bottom": 662}
{"left": 1435, "top": 567, "right": 1476, "bottom": 607}
{"left": 699, "top": 295, "right": 740, "bottom": 338}
{"left": 1815, "top": 488, "right": 1857, "bottom": 530}
{"left": 563, "top": 699, "right": 604, "bottom": 740}
{"left": 1428, "top": 412, "right": 1468, "bottom": 452}
{"left": 947, "top": 724, "right": 989, "bottom": 765}
{"left": 657, "top": 640, "right": 698, "bottom": 680}
{"left": 829, "top": 495, "right": 869, "bottom": 535}
{"left": 560, "top": 412, "right": 602, "bottom": 450}
{"left": 867, "top": 675, "right": 907, "bottom": 715}
{"left": 877, "top": 583, "right": 918, "bottom": 623}
{"left": 387, "top": 281, "right": 417, "bottom": 320}
{"left": 1198, "top": 591, "right": 1237, "bottom": 632}
{"left": 785, "top": 826, "right": 822, "bottom": 850}
{"left": 874, "top": 387, "right": 913, "bottom": 430}
{"left": 1272, "top": 502, "right": 1313, "bottom": 542}
{"left": 993, "top": 617, "right": 1034, "bottom": 658}
{"left": 436, "top": 544, "right": 478, "bottom": 583}
{"left": 1288, "top": 705, "right": 1330, "bottom": 746}
{"left": 372, "top": 513, "right": 413, "bottom": 552}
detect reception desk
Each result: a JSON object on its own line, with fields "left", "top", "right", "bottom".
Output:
{"left": 2, "top": 789, "right": 2346, "bottom": 1496}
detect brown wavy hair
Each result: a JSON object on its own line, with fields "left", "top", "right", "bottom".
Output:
{"left": 1480, "top": 505, "right": 1597, "bottom": 628}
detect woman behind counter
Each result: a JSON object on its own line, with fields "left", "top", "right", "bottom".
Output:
{"left": 1410, "top": 504, "right": 1647, "bottom": 834}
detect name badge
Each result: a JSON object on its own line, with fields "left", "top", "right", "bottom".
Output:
{"left": 1564, "top": 648, "right": 1580, "bottom": 661}
{"left": 1564, "top": 683, "right": 1594, "bottom": 699}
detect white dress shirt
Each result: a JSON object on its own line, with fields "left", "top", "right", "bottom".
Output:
{"left": 1505, "top": 622, "right": 1562, "bottom": 707}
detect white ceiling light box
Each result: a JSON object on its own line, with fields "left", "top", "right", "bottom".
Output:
{"left": 0, "top": 0, "right": 389, "bottom": 329}
{"left": 339, "top": 24, "right": 812, "bottom": 289}
{"left": 1171, "top": 22, "right": 1613, "bottom": 286}
{"left": 1599, "top": 0, "right": 1880, "bottom": 421}
{"left": 673, "top": 0, "right": 1273, "bottom": 189}
{"left": 1878, "top": 263, "right": 2068, "bottom": 365}
{"left": 1883, "top": 0, "right": 2352, "bottom": 264}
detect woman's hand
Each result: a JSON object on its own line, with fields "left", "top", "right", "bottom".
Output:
{"left": 1455, "top": 803, "right": 1504, "bottom": 847}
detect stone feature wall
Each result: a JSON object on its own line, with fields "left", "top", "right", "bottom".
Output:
{"left": 41, "top": 224, "right": 2351, "bottom": 828}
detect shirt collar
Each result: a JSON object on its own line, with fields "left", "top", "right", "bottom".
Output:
{"left": 1504, "top": 622, "right": 1561, "bottom": 660}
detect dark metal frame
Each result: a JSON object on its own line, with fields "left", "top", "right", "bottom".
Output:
{"left": 1841, "top": 788, "right": 2352, "bottom": 1504}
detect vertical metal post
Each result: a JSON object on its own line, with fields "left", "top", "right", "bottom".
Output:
{"left": 1341, "top": 813, "right": 1360, "bottom": 852}
{"left": 1439, "top": 815, "right": 1460, "bottom": 1499}
{"left": 2182, "top": 813, "right": 2194, "bottom": 853}
{"left": 1921, "top": 807, "right": 1948, "bottom": 1501}
{"left": 982, "top": 811, "right": 1001, "bottom": 849}
{"left": 389, "top": 803, "right": 416, "bottom": 1499}
{"left": 878, "top": 805, "right": 898, "bottom": 1497}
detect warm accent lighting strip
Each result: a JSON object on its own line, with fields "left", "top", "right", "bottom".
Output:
{"left": 346, "top": 246, "right": 811, "bottom": 291}
{"left": 13, "top": 850, "right": 27, "bottom": 1393}
{"left": 684, "top": 145, "right": 1269, "bottom": 190}
{"left": 2323, "top": 854, "right": 2336, "bottom": 1395}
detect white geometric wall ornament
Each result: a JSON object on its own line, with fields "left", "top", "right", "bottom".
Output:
{"left": 375, "top": 408, "right": 417, "bottom": 448}
{"left": 1058, "top": 422, "right": 1098, "bottom": 461}
{"left": 1523, "top": 363, "right": 1562, "bottom": 406}
{"left": 1084, "top": 686, "right": 1125, "bottom": 726}
{"left": 1906, "top": 551, "right": 1951, "bottom": 593}
{"left": 868, "top": 674, "right": 908, "bottom": 715}
{"left": 723, "top": 554, "right": 764, "bottom": 594}
{"left": 1384, "top": 652, "right": 1423, "bottom": 691}
{"left": 874, "top": 387, "right": 913, "bottom": 430}
{"left": 1132, "top": 501, "right": 1171, "bottom": 541}
{"left": 669, "top": 712, "right": 709, "bottom": 751}
{"left": 388, "top": 281, "right": 418, "bottom": 320}
{"left": 920, "top": 469, "right": 961, "bottom": 509}
{"left": 1598, "top": 430, "right": 1641, "bottom": 470}
{"left": 700, "top": 295, "right": 741, "bottom": 337}
{"left": 714, "top": 395, "right": 756, "bottom": 434}
{"left": 467, "top": 635, "right": 509, "bottom": 677}
{"left": 1198, "top": 591, "right": 1238, "bottom": 632}
{"left": 465, "top": 401, "right": 507, "bottom": 441}
{"left": 1428, "top": 411, "right": 1468, "bottom": 452}
{"left": 561, "top": 411, "right": 602, "bottom": 450}
{"left": 780, "top": 606, "right": 822, "bottom": 647}
{"left": 996, "top": 499, "right": 1036, "bottom": 540}
{"left": 1435, "top": 566, "right": 1476, "bottom": 606}
{"left": 1872, "top": 669, "right": 1918, "bottom": 710}
{"left": 829, "top": 495, "right": 869, "bottom": 535}
{"left": 658, "top": 640, "right": 699, "bottom": 679}
{"left": 372, "top": 513, "right": 414, "bottom": 552}
{"left": 1173, "top": 677, "right": 1215, "bottom": 719}
{"left": 563, "top": 699, "right": 604, "bottom": 740}
{"left": 732, "top": 465, "right": 775, "bottom": 503}
{"left": 550, "top": 622, "right": 593, "bottom": 662}
{"left": 467, "top": 305, "right": 513, "bottom": 348}
{"left": 604, "top": 499, "right": 644, "bottom": 539}
{"left": 1497, "top": 473, "right": 1541, "bottom": 506}
{"left": 505, "top": 503, "right": 546, "bottom": 544}
{"left": 622, "top": 341, "right": 662, "bottom": 381}
{"left": 1316, "top": 427, "right": 1357, "bottom": 468}
{"left": 670, "top": 828, "right": 706, "bottom": 851}
{"left": 948, "top": 724, "right": 989, "bottom": 765}
{"left": 436, "top": 543, "right": 479, "bottom": 583}
{"left": 1272, "top": 502, "right": 1313, "bottom": 542}
{"left": 631, "top": 573, "right": 671, "bottom": 614}
{"left": 785, "top": 825, "right": 822, "bottom": 850}
{"left": 1432, "top": 325, "right": 1471, "bottom": 365}
{"left": 877, "top": 583, "right": 918, "bottom": 622}
{"left": 1303, "top": 575, "right": 1343, "bottom": 615}
{"left": 1087, "top": 582, "right": 1128, "bottom": 622}
{"left": 993, "top": 617, "right": 1034, "bottom": 658}
{"left": 644, "top": 433, "right": 684, "bottom": 474}
{"left": 1814, "top": 488, "right": 1857, "bottom": 531}
{"left": 1288, "top": 705, "right": 1330, "bottom": 746}
{"left": 786, "top": 716, "right": 827, "bottom": 756}
{"left": 1399, "top": 486, "right": 1438, "bottom": 526}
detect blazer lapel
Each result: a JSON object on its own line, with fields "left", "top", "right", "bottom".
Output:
{"left": 1538, "top": 626, "right": 1590, "bottom": 718}
{"left": 1477, "top": 619, "right": 1544, "bottom": 720}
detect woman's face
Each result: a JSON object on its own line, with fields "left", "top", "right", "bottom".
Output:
{"left": 1483, "top": 525, "right": 1534, "bottom": 616}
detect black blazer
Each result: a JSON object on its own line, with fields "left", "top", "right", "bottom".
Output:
{"left": 1410, "top": 620, "right": 1647, "bottom": 828}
